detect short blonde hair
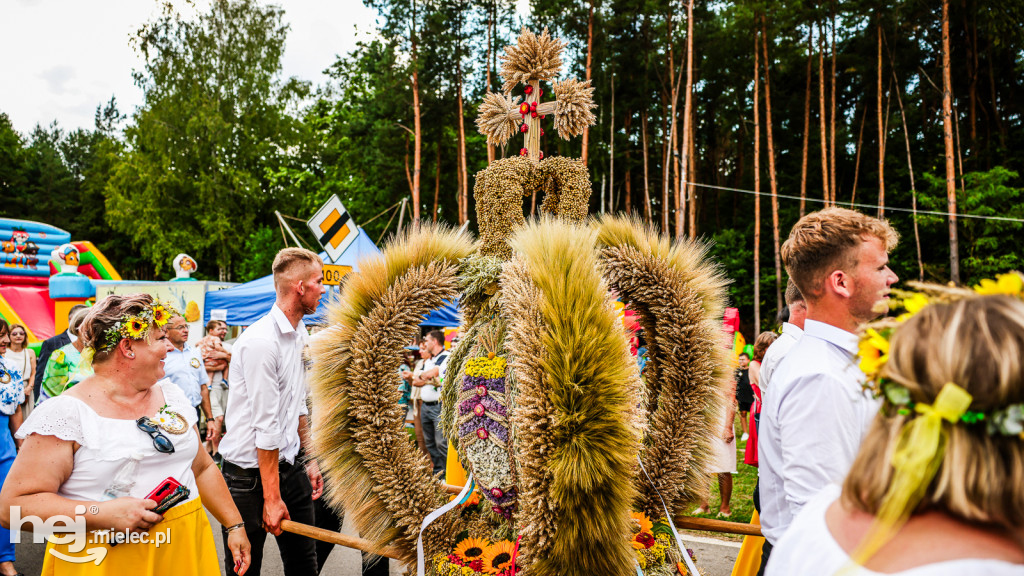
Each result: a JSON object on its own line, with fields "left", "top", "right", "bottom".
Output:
{"left": 781, "top": 208, "right": 898, "bottom": 301}
{"left": 272, "top": 248, "right": 322, "bottom": 288}
{"left": 784, "top": 278, "right": 803, "bottom": 306}
{"left": 843, "top": 296, "right": 1024, "bottom": 531}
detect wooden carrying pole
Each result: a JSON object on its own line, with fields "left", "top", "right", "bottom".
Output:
{"left": 279, "top": 484, "right": 763, "bottom": 553}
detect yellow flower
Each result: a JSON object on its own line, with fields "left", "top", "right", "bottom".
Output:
{"left": 974, "top": 272, "right": 1024, "bottom": 296}
{"left": 453, "top": 537, "right": 489, "bottom": 563}
{"left": 858, "top": 328, "right": 890, "bottom": 377}
{"left": 151, "top": 305, "right": 170, "bottom": 327}
{"left": 481, "top": 540, "right": 515, "bottom": 574}
{"left": 125, "top": 317, "right": 148, "bottom": 339}
{"left": 630, "top": 511, "right": 653, "bottom": 535}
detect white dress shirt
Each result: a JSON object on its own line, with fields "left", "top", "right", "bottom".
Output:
{"left": 418, "top": 351, "right": 449, "bottom": 403}
{"left": 219, "top": 305, "right": 309, "bottom": 468}
{"left": 757, "top": 319, "right": 881, "bottom": 544}
{"left": 163, "top": 343, "right": 206, "bottom": 407}
{"left": 758, "top": 322, "right": 804, "bottom": 391}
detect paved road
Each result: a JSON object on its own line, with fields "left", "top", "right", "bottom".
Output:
{"left": 12, "top": 514, "right": 741, "bottom": 575}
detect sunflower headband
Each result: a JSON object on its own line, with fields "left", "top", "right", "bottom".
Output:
{"left": 848, "top": 273, "right": 1024, "bottom": 570}
{"left": 94, "top": 302, "right": 175, "bottom": 353}
{"left": 858, "top": 272, "right": 1024, "bottom": 439}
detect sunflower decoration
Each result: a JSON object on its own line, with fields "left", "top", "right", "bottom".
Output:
{"left": 453, "top": 537, "right": 489, "bottom": 563}
{"left": 151, "top": 304, "right": 170, "bottom": 328}
{"left": 124, "top": 316, "right": 149, "bottom": 340}
{"left": 857, "top": 327, "right": 891, "bottom": 381}
{"left": 974, "top": 272, "right": 1024, "bottom": 296}
{"left": 481, "top": 540, "right": 516, "bottom": 574}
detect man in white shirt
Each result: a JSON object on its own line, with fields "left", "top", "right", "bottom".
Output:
{"left": 219, "top": 247, "right": 326, "bottom": 575}
{"left": 163, "top": 314, "right": 216, "bottom": 440}
{"left": 413, "top": 329, "right": 449, "bottom": 476}
{"left": 758, "top": 279, "right": 807, "bottom": 391}
{"left": 757, "top": 207, "right": 898, "bottom": 573}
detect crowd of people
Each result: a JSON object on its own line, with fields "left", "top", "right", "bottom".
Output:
{"left": 0, "top": 206, "right": 1020, "bottom": 575}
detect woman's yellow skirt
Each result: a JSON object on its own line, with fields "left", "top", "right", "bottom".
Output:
{"left": 41, "top": 497, "right": 220, "bottom": 575}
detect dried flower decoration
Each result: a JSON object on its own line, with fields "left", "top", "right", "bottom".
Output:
{"left": 476, "top": 92, "right": 523, "bottom": 146}
{"left": 500, "top": 27, "right": 564, "bottom": 92}
{"left": 551, "top": 78, "right": 597, "bottom": 140}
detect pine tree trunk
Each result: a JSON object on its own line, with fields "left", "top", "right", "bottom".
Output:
{"left": 753, "top": 25, "right": 762, "bottom": 336}
{"left": 962, "top": 0, "right": 977, "bottom": 143}
{"left": 829, "top": 4, "right": 837, "bottom": 202}
{"left": 800, "top": 28, "right": 812, "bottom": 217}
{"left": 582, "top": 0, "right": 594, "bottom": 164}
{"left": 892, "top": 69, "right": 923, "bottom": 281}
{"left": 433, "top": 142, "right": 441, "bottom": 223}
{"left": 609, "top": 73, "right": 615, "bottom": 213}
{"left": 688, "top": 110, "right": 696, "bottom": 238}
{"left": 486, "top": 7, "right": 495, "bottom": 164}
{"left": 942, "top": 0, "right": 960, "bottom": 283}
{"left": 681, "top": 0, "right": 695, "bottom": 239}
{"left": 624, "top": 113, "right": 632, "bottom": 215}
{"left": 761, "top": 18, "right": 782, "bottom": 314}
{"left": 877, "top": 23, "right": 885, "bottom": 218}
{"left": 851, "top": 101, "right": 867, "bottom": 206}
{"left": 642, "top": 111, "right": 652, "bottom": 223}
{"left": 410, "top": 1, "right": 422, "bottom": 229}
{"left": 457, "top": 63, "right": 468, "bottom": 225}
{"left": 817, "top": 23, "right": 830, "bottom": 206}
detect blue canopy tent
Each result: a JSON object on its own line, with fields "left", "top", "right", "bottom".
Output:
{"left": 204, "top": 227, "right": 380, "bottom": 326}
{"left": 204, "top": 227, "right": 462, "bottom": 327}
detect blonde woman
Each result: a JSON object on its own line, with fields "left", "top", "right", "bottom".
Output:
{"left": 0, "top": 294, "right": 251, "bottom": 574}
{"left": 767, "top": 295, "right": 1024, "bottom": 574}
{"left": 2, "top": 324, "right": 35, "bottom": 417}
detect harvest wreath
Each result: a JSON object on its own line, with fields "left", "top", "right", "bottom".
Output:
{"left": 309, "top": 28, "right": 730, "bottom": 576}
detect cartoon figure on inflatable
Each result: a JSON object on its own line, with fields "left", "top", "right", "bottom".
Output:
{"left": 172, "top": 253, "right": 198, "bottom": 281}
{"left": 310, "top": 28, "right": 729, "bottom": 576}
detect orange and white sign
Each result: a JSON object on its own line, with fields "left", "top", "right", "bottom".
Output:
{"left": 307, "top": 195, "right": 359, "bottom": 263}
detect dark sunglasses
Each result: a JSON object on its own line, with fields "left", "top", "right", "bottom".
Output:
{"left": 136, "top": 417, "right": 175, "bottom": 454}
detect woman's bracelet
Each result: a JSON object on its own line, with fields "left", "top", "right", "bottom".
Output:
{"left": 225, "top": 522, "right": 245, "bottom": 534}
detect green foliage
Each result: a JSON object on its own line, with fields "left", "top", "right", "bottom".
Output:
{"left": 234, "top": 225, "right": 283, "bottom": 282}
{"left": 105, "top": 0, "right": 306, "bottom": 278}
{"left": 918, "top": 167, "right": 1024, "bottom": 285}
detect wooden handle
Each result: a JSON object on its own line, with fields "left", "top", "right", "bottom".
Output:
{"left": 672, "top": 516, "right": 763, "bottom": 537}
{"left": 279, "top": 520, "right": 404, "bottom": 560}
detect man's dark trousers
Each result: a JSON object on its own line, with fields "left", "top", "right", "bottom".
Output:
{"left": 222, "top": 459, "right": 318, "bottom": 575}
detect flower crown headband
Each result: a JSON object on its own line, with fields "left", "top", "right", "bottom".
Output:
{"left": 93, "top": 301, "right": 176, "bottom": 353}
{"left": 848, "top": 272, "right": 1024, "bottom": 570}
{"left": 858, "top": 272, "right": 1024, "bottom": 438}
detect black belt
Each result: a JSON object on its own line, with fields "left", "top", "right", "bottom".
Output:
{"left": 422, "top": 401, "right": 439, "bottom": 406}
{"left": 223, "top": 459, "right": 295, "bottom": 477}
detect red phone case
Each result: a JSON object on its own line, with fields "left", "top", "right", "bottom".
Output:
{"left": 145, "top": 477, "right": 183, "bottom": 503}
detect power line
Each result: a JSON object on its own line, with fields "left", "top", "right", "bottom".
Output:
{"left": 687, "top": 181, "right": 1024, "bottom": 224}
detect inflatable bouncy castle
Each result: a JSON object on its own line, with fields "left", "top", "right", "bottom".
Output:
{"left": 0, "top": 218, "right": 120, "bottom": 343}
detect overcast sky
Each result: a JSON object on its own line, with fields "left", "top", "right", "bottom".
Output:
{"left": 0, "top": 0, "right": 382, "bottom": 136}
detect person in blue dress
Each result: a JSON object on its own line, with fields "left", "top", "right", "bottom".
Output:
{"left": 0, "top": 318, "right": 25, "bottom": 576}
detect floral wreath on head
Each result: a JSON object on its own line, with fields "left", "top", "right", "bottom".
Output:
{"left": 81, "top": 301, "right": 176, "bottom": 368}
{"left": 850, "top": 272, "right": 1024, "bottom": 569}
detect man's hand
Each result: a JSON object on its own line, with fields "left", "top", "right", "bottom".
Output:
{"left": 262, "top": 496, "right": 289, "bottom": 536}
{"left": 723, "top": 425, "right": 735, "bottom": 444}
{"left": 206, "top": 418, "right": 221, "bottom": 441}
{"left": 306, "top": 459, "right": 324, "bottom": 500}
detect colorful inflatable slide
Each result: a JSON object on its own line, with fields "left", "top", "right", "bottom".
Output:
{"left": 0, "top": 218, "right": 120, "bottom": 343}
